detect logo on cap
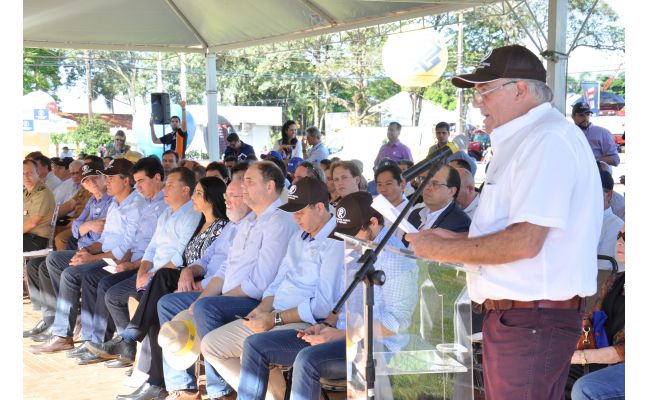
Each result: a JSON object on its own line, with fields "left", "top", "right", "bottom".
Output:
{"left": 289, "top": 185, "right": 297, "bottom": 195}
{"left": 337, "top": 207, "right": 347, "bottom": 219}
{"left": 82, "top": 165, "right": 91, "bottom": 174}
{"left": 478, "top": 50, "right": 493, "bottom": 69}
{"left": 106, "top": 159, "right": 115, "bottom": 170}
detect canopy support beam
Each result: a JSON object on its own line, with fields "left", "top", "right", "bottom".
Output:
{"left": 205, "top": 52, "right": 220, "bottom": 161}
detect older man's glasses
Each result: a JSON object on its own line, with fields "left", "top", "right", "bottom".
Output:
{"left": 471, "top": 81, "right": 518, "bottom": 104}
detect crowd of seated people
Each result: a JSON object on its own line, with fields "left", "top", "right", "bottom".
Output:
{"left": 23, "top": 123, "right": 625, "bottom": 400}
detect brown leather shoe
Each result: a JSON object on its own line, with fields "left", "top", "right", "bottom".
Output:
{"left": 28, "top": 335, "right": 74, "bottom": 354}
{"left": 165, "top": 390, "right": 201, "bottom": 400}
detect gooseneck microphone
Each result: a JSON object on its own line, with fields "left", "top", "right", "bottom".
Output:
{"left": 402, "top": 135, "right": 468, "bottom": 181}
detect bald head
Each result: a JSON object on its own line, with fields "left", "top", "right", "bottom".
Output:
{"left": 454, "top": 167, "right": 477, "bottom": 209}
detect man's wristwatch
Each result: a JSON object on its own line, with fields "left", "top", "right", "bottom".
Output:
{"left": 274, "top": 312, "right": 283, "bottom": 326}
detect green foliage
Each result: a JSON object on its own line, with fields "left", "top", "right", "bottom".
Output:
{"left": 598, "top": 72, "right": 625, "bottom": 98}
{"left": 23, "top": 48, "right": 62, "bottom": 98}
{"left": 49, "top": 133, "right": 68, "bottom": 146}
{"left": 422, "top": 79, "right": 458, "bottom": 111}
{"left": 67, "top": 117, "right": 112, "bottom": 156}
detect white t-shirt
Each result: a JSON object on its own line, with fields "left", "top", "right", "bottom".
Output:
{"left": 467, "top": 103, "right": 603, "bottom": 303}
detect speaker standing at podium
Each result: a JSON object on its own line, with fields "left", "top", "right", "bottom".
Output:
{"left": 150, "top": 99, "right": 188, "bottom": 159}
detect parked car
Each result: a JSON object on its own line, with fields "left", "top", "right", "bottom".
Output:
{"left": 467, "top": 130, "right": 491, "bottom": 161}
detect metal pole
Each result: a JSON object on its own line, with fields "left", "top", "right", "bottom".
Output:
{"left": 456, "top": 12, "right": 464, "bottom": 133}
{"left": 547, "top": 0, "right": 568, "bottom": 113}
{"left": 206, "top": 52, "right": 220, "bottom": 160}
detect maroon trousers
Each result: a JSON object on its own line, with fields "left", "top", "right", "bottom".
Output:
{"left": 482, "top": 308, "right": 582, "bottom": 400}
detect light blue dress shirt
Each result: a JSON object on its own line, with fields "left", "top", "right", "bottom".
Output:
{"left": 143, "top": 199, "right": 202, "bottom": 271}
{"left": 336, "top": 227, "right": 419, "bottom": 352}
{"left": 99, "top": 190, "right": 144, "bottom": 260}
{"left": 71, "top": 191, "right": 112, "bottom": 249}
{"left": 130, "top": 190, "right": 168, "bottom": 262}
{"left": 193, "top": 220, "right": 238, "bottom": 288}
{"left": 265, "top": 216, "right": 344, "bottom": 324}
{"left": 219, "top": 198, "right": 299, "bottom": 299}
{"left": 305, "top": 142, "right": 330, "bottom": 165}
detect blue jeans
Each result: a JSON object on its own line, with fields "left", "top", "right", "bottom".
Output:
{"left": 571, "top": 363, "right": 625, "bottom": 400}
{"left": 238, "top": 329, "right": 346, "bottom": 400}
{"left": 50, "top": 260, "right": 106, "bottom": 338}
{"left": 82, "top": 269, "right": 137, "bottom": 343}
{"left": 192, "top": 296, "right": 260, "bottom": 398}
{"left": 157, "top": 292, "right": 201, "bottom": 392}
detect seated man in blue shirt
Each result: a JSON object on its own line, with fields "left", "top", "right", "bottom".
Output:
{"left": 24, "top": 160, "right": 111, "bottom": 340}
{"left": 166, "top": 161, "right": 297, "bottom": 400}
{"left": 156, "top": 165, "right": 251, "bottom": 400}
{"left": 223, "top": 133, "right": 256, "bottom": 161}
{"left": 30, "top": 159, "right": 144, "bottom": 354}
{"left": 201, "top": 177, "right": 345, "bottom": 400}
{"left": 234, "top": 191, "right": 419, "bottom": 400}
{"left": 85, "top": 168, "right": 202, "bottom": 392}
{"left": 67, "top": 157, "right": 169, "bottom": 365}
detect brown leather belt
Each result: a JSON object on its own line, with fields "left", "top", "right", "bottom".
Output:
{"left": 483, "top": 295, "right": 583, "bottom": 311}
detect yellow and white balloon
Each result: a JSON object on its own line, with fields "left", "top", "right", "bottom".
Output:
{"left": 382, "top": 28, "right": 449, "bottom": 88}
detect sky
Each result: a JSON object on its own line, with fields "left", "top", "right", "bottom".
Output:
{"left": 566, "top": 0, "right": 625, "bottom": 77}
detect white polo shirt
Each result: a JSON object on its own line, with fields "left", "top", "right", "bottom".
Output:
{"left": 467, "top": 102, "right": 602, "bottom": 303}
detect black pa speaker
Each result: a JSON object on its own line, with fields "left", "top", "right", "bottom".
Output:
{"left": 151, "top": 93, "right": 171, "bottom": 125}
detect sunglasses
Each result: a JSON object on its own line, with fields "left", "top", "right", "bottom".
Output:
{"left": 574, "top": 112, "right": 592, "bottom": 117}
{"left": 617, "top": 231, "right": 625, "bottom": 242}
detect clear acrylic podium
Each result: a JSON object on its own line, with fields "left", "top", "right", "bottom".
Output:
{"left": 337, "top": 233, "right": 476, "bottom": 400}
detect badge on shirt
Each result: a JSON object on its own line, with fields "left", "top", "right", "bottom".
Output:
{"left": 96, "top": 207, "right": 102, "bottom": 213}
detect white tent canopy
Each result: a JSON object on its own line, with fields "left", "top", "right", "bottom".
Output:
{"left": 24, "top": 0, "right": 499, "bottom": 53}
{"left": 24, "top": 0, "right": 569, "bottom": 160}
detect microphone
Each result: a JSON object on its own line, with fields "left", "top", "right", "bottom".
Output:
{"left": 402, "top": 135, "right": 468, "bottom": 181}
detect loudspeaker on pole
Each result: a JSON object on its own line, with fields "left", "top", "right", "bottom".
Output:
{"left": 151, "top": 93, "right": 171, "bottom": 125}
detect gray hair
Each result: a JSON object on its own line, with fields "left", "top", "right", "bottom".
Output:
{"left": 69, "top": 160, "right": 84, "bottom": 170}
{"left": 523, "top": 79, "right": 554, "bottom": 103}
{"left": 305, "top": 126, "right": 321, "bottom": 140}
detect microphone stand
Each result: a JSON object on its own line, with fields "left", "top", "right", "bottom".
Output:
{"left": 332, "top": 159, "right": 445, "bottom": 399}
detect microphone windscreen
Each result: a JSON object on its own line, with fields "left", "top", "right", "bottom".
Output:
{"left": 452, "top": 135, "right": 469, "bottom": 151}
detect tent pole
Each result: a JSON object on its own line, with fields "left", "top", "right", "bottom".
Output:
{"left": 206, "top": 52, "right": 220, "bottom": 161}
{"left": 547, "top": 0, "right": 568, "bottom": 114}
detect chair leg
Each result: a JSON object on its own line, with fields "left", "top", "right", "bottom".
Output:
{"left": 23, "top": 258, "right": 30, "bottom": 299}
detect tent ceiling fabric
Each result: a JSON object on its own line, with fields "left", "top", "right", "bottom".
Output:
{"left": 24, "top": 0, "right": 498, "bottom": 53}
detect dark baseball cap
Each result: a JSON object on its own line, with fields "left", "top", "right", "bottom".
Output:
{"left": 100, "top": 158, "right": 134, "bottom": 176}
{"left": 287, "top": 157, "right": 304, "bottom": 173}
{"left": 451, "top": 45, "right": 546, "bottom": 88}
{"left": 279, "top": 177, "right": 329, "bottom": 212}
{"left": 330, "top": 192, "right": 374, "bottom": 239}
{"left": 261, "top": 151, "right": 283, "bottom": 161}
{"left": 572, "top": 102, "right": 593, "bottom": 115}
{"left": 81, "top": 163, "right": 102, "bottom": 182}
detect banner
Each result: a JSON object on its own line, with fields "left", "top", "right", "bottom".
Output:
{"left": 580, "top": 82, "right": 600, "bottom": 115}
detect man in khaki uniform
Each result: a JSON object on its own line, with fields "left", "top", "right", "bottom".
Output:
{"left": 24, "top": 159, "right": 56, "bottom": 251}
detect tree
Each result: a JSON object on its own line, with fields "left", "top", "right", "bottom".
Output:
{"left": 50, "top": 133, "right": 69, "bottom": 157}
{"left": 67, "top": 117, "right": 112, "bottom": 156}
{"left": 23, "top": 48, "right": 64, "bottom": 98}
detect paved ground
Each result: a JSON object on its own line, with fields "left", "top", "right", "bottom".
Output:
{"left": 23, "top": 298, "right": 128, "bottom": 400}
{"left": 23, "top": 298, "right": 345, "bottom": 399}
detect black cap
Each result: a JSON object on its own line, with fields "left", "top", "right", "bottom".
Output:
{"left": 572, "top": 102, "right": 593, "bottom": 115}
{"left": 451, "top": 45, "right": 546, "bottom": 88}
{"left": 330, "top": 192, "right": 374, "bottom": 239}
{"left": 279, "top": 177, "right": 329, "bottom": 212}
{"left": 81, "top": 163, "right": 102, "bottom": 181}
{"left": 100, "top": 158, "right": 134, "bottom": 176}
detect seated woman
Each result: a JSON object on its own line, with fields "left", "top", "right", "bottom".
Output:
{"left": 567, "top": 225, "right": 625, "bottom": 399}
{"left": 235, "top": 192, "right": 418, "bottom": 400}
{"left": 86, "top": 176, "right": 229, "bottom": 393}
